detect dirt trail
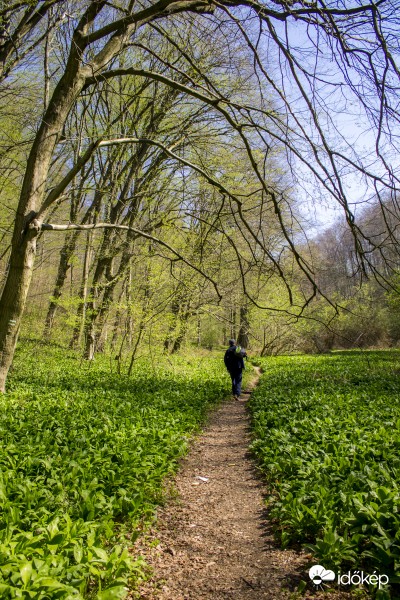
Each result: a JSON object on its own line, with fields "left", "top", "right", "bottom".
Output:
{"left": 135, "top": 369, "right": 361, "bottom": 600}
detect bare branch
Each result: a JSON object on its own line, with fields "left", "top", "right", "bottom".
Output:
{"left": 41, "top": 221, "right": 222, "bottom": 301}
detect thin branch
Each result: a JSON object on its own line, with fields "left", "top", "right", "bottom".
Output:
{"left": 41, "top": 221, "right": 222, "bottom": 301}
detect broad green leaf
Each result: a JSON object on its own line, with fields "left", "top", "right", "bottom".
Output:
{"left": 20, "top": 562, "right": 32, "bottom": 585}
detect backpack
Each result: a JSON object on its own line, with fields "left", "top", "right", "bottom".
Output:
{"left": 234, "top": 345, "right": 246, "bottom": 357}
{"left": 225, "top": 345, "right": 246, "bottom": 370}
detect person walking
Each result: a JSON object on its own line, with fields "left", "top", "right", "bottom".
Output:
{"left": 224, "top": 339, "right": 246, "bottom": 400}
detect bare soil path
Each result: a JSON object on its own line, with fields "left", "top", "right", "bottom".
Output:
{"left": 135, "top": 369, "right": 364, "bottom": 600}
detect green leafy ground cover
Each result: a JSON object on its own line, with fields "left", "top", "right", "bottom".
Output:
{"left": 0, "top": 342, "right": 229, "bottom": 599}
{"left": 250, "top": 351, "right": 400, "bottom": 595}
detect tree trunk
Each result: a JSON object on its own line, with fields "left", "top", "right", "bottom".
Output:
{"left": 237, "top": 305, "right": 250, "bottom": 348}
{"left": 197, "top": 313, "right": 201, "bottom": 346}
{"left": 70, "top": 231, "right": 92, "bottom": 349}
{"left": 164, "top": 298, "right": 179, "bottom": 352}
{"left": 44, "top": 153, "right": 99, "bottom": 338}
{"left": 0, "top": 0, "right": 135, "bottom": 390}
{"left": 83, "top": 246, "right": 114, "bottom": 359}
{"left": 43, "top": 237, "right": 75, "bottom": 336}
{"left": 171, "top": 307, "right": 191, "bottom": 354}
{"left": 0, "top": 67, "right": 86, "bottom": 390}
{"left": 43, "top": 10, "right": 51, "bottom": 111}
{"left": 111, "top": 276, "right": 129, "bottom": 350}
{"left": 0, "top": 223, "right": 38, "bottom": 392}
{"left": 126, "top": 264, "right": 133, "bottom": 346}
{"left": 230, "top": 308, "right": 236, "bottom": 340}
{"left": 0, "top": 3, "right": 104, "bottom": 390}
{"left": 127, "top": 322, "right": 145, "bottom": 376}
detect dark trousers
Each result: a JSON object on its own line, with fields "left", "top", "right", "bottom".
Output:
{"left": 229, "top": 370, "right": 242, "bottom": 397}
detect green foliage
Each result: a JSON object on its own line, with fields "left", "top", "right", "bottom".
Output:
{"left": 386, "top": 273, "right": 400, "bottom": 342}
{"left": 249, "top": 351, "right": 400, "bottom": 594}
{"left": 0, "top": 343, "right": 229, "bottom": 598}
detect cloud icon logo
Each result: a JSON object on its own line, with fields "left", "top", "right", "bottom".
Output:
{"left": 309, "top": 565, "right": 336, "bottom": 586}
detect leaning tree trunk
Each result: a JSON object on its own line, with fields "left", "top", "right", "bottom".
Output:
{"left": 0, "top": 2, "right": 106, "bottom": 391}
{"left": 0, "top": 221, "right": 39, "bottom": 392}
{"left": 0, "top": 68, "right": 88, "bottom": 390}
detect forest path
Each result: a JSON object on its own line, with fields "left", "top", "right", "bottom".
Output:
{"left": 134, "top": 368, "right": 356, "bottom": 600}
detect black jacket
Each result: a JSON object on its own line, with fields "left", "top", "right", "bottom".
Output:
{"left": 224, "top": 346, "right": 245, "bottom": 373}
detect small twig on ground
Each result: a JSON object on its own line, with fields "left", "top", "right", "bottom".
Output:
{"left": 241, "top": 576, "right": 256, "bottom": 589}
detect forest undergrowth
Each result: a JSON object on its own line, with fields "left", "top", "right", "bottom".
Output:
{"left": 250, "top": 350, "right": 400, "bottom": 598}
{"left": 2, "top": 343, "right": 399, "bottom": 598}
{"left": 0, "top": 341, "right": 229, "bottom": 599}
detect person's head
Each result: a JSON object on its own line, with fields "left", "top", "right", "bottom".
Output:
{"left": 228, "top": 339, "right": 236, "bottom": 346}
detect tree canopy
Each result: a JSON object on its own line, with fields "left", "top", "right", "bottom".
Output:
{"left": 0, "top": 0, "right": 400, "bottom": 390}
